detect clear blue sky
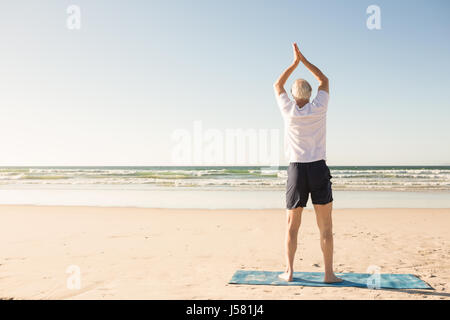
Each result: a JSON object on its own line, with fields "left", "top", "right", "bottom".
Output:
{"left": 0, "top": 0, "right": 449, "bottom": 166}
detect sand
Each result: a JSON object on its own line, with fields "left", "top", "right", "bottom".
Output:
{"left": 0, "top": 205, "right": 449, "bottom": 300}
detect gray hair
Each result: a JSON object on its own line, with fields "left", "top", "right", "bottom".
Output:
{"left": 291, "top": 79, "right": 312, "bottom": 100}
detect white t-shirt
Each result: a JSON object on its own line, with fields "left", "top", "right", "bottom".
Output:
{"left": 275, "top": 89, "right": 329, "bottom": 163}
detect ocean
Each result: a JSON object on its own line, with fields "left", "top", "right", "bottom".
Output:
{"left": 0, "top": 166, "right": 449, "bottom": 208}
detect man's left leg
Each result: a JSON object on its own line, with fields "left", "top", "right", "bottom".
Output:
{"left": 313, "top": 201, "right": 342, "bottom": 283}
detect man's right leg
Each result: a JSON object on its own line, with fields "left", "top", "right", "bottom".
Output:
{"left": 279, "top": 206, "right": 303, "bottom": 281}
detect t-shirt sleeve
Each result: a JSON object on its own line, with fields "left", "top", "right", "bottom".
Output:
{"left": 274, "top": 90, "right": 293, "bottom": 115}
{"left": 310, "top": 90, "right": 329, "bottom": 111}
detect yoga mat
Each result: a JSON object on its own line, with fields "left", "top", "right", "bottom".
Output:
{"left": 229, "top": 270, "right": 432, "bottom": 289}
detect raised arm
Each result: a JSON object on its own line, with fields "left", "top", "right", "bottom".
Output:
{"left": 273, "top": 43, "right": 302, "bottom": 96}
{"left": 295, "top": 45, "right": 329, "bottom": 93}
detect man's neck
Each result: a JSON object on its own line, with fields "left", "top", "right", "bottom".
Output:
{"left": 295, "top": 99, "right": 310, "bottom": 109}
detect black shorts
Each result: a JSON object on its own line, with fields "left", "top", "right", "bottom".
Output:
{"left": 286, "top": 160, "right": 333, "bottom": 209}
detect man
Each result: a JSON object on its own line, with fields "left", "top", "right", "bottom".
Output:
{"left": 273, "top": 43, "right": 341, "bottom": 283}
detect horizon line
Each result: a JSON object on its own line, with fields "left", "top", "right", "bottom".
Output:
{"left": 0, "top": 164, "right": 449, "bottom": 167}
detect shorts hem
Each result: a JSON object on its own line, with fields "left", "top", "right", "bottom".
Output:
{"left": 286, "top": 204, "right": 307, "bottom": 209}
{"left": 311, "top": 199, "right": 333, "bottom": 205}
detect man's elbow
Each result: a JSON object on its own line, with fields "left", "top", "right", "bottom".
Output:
{"left": 319, "top": 76, "right": 329, "bottom": 86}
{"left": 273, "top": 82, "right": 282, "bottom": 91}
{"left": 273, "top": 83, "right": 286, "bottom": 96}
{"left": 318, "top": 76, "right": 329, "bottom": 93}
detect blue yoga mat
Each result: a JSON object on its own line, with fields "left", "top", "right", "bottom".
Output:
{"left": 229, "top": 270, "right": 432, "bottom": 289}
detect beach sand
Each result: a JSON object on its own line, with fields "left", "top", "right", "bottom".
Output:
{"left": 0, "top": 205, "right": 449, "bottom": 300}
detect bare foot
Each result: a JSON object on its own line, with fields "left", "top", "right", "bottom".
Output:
{"left": 324, "top": 273, "right": 343, "bottom": 283}
{"left": 278, "top": 272, "right": 293, "bottom": 282}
